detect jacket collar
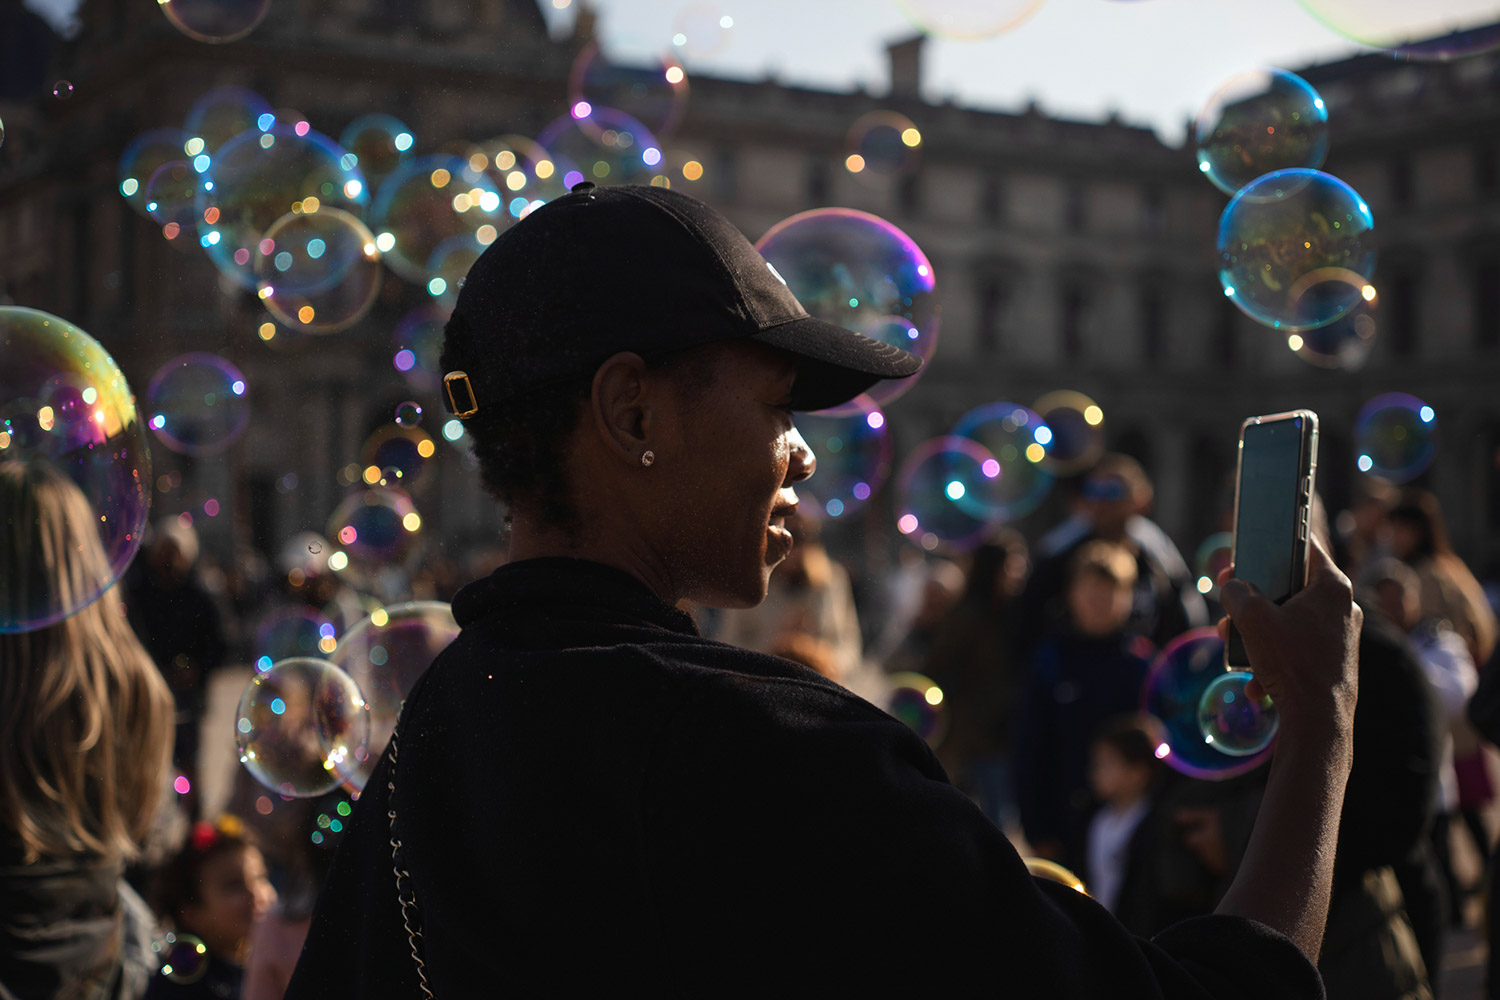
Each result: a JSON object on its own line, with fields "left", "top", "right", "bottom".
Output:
{"left": 450, "top": 557, "right": 701, "bottom": 637}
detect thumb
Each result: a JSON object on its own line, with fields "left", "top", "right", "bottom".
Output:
{"left": 1219, "top": 578, "right": 1257, "bottom": 617}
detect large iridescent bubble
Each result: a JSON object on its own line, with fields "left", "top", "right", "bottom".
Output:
{"left": 338, "top": 114, "right": 415, "bottom": 189}
{"left": 326, "top": 488, "right": 424, "bottom": 585}
{"left": 894, "top": 436, "right": 1002, "bottom": 554}
{"left": 1199, "top": 671, "right": 1279, "bottom": 756}
{"left": 371, "top": 154, "right": 501, "bottom": 285}
{"left": 235, "top": 657, "right": 370, "bottom": 798}
{"left": 145, "top": 354, "right": 250, "bottom": 457}
{"left": 950, "top": 402, "right": 1055, "bottom": 523}
{"left": 1194, "top": 70, "right": 1328, "bottom": 197}
{"left": 157, "top": 0, "right": 270, "bottom": 44}
{"left": 184, "top": 86, "right": 272, "bottom": 155}
{"left": 1218, "top": 169, "right": 1376, "bottom": 332}
{"left": 425, "top": 232, "right": 486, "bottom": 311}
{"left": 845, "top": 111, "right": 922, "bottom": 177}
{"left": 0, "top": 308, "right": 152, "bottom": 633}
{"left": 144, "top": 160, "right": 205, "bottom": 244}
{"left": 253, "top": 604, "right": 337, "bottom": 669}
{"left": 1295, "top": 2, "right": 1500, "bottom": 61}
{"left": 1032, "top": 391, "right": 1105, "bottom": 476}
{"left": 331, "top": 602, "right": 460, "bottom": 793}
{"left": 255, "top": 206, "right": 383, "bottom": 334}
{"left": 894, "top": 0, "right": 1047, "bottom": 39}
{"left": 886, "top": 672, "right": 947, "bottom": 748}
{"left": 1355, "top": 393, "right": 1437, "bottom": 483}
{"left": 1285, "top": 269, "right": 1379, "bottom": 370}
{"left": 199, "top": 125, "right": 368, "bottom": 289}
{"left": 1141, "top": 629, "right": 1275, "bottom": 780}
{"left": 538, "top": 106, "right": 667, "bottom": 189}
{"left": 119, "top": 128, "right": 192, "bottom": 217}
{"left": 569, "top": 42, "right": 688, "bottom": 140}
{"left": 359, "top": 424, "right": 437, "bottom": 491}
{"left": 755, "top": 208, "right": 938, "bottom": 414}
{"left": 1193, "top": 532, "right": 1234, "bottom": 602}
{"left": 792, "top": 395, "right": 893, "bottom": 521}
{"left": 670, "top": 4, "right": 736, "bottom": 59}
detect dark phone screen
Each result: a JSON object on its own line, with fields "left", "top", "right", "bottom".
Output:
{"left": 1233, "top": 418, "right": 1305, "bottom": 603}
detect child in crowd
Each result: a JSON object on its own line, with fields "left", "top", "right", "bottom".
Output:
{"left": 1086, "top": 715, "right": 1165, "bottom": 921}
{"left": 147, "top": 816, "right": 277, "bottom": 999}
{"left": 1015, "top": 540, "right": 1155, "bottom": 872}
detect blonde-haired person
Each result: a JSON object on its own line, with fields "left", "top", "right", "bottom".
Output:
{"left": 0, "top": 459, "right": 175, "bottom": 999}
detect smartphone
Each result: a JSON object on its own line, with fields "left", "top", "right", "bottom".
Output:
{"left": 1225, "top": 410, "right": 1318, "bottom": 670}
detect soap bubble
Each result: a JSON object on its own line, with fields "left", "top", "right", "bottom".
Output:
{"left": 119, "top": 128, "right": 192, "bottom": 217}
{"left": 950, "top": 402, "right": 1055, "bottom": 523}
{"left": 1194, "top": 70, "right": 1329, "bottom": 197}
{"left": 157, "top": 0, "right": 270, "bottom": 43}
{"left": 1218, "top": 169, "right": 1376, "bottom": 332}
{"left": 670, "top": 4, "right": 735, "bottom": 59}
{"left": 1286, "top": 269, "right": 1378, "bottom": 369}
{"left": 755, "top": 207, "right": 939, "bottom": 413}
{"left": 255, "top": 206, "right": 383, "bottom": 334}
{"left": 792, "top": 395, "right": 893, "bottom": 520}
{"left": 538, "top": 107, "right": 667, "bottom": 189}
{"left": 894, "top": 0, "right": 1046, "bottom": 40}
{"left": 143, "top": 160, "right": 204, "bottom": 241}
{"left": 326, "top": 488, "right": 424, "bottom": 584}
{"left": 886, "top": 672, "right": 947, "bottom": 747}
{"left": 200, "top": 125, "right": 369, "bottom": 289}
{"left": 1294, "top": 2, "right": 1500, "bottom": 61}
{"left": 359, "top": 425, "right": 436, "bottom": 490}
{"left": 145, "top": 353, "right": 250, "bottom": 457}
{"left": 330, "top": 602, "right": 460, "bottom": 792}
{"left": 569, "top": 42, "right": 688, "bottom": 140}
{"left": 844, "top": 111, "right": 922, "bottom": 177}
{"left": 1355, "top": 392, "right": 1437, "bottom": 483}
{"left": 1193, "top": 532, "right": 1234, "bottom": 601}
{"left": 1032, "top": 391, "right": 1105, "bottom": 476}
{"left": 894, "top": 437, "right": 1003, "bottom": 554}
{"left": 394, "top": 401, "right": 423, "bottom": 427}
{"left": 1142, "top": 628, "right": 1275, "bottom": 779}
{"left": 0, "top": 308, "right": 152, "bottom": 633}
{"left": 475, "top": 134, "right": 568, "bottom": 223}
{"left": 235, "top": 657, "right": 370, "bottom": 798}
{"left": 154, "top": 932, "right": 209, "bottom": 983}
{"left": 425, "top": 232, "right": 486, "bottom": 310}
{"left": 184, "top": 85, "right": 272, "bottom": 155}
{"left": 392, "top": 306, "right": 449, "bottom": 394}
{"left": 0, "top": 117, "right": 5, "bottom": 150}
{"left": 52, "top": 81, "right": 74, "bottom": 100}
{"left": 339, "top": 114, "right": 415, "bottom": 187}
{"left": 253, "top": 605, "right": 336, "bottom": 666}
{"left": 371, "top": 154, "right": 500, "bottom": 284}
{"left": 1198, "top": 670, "right": 1279, "bottom": 756}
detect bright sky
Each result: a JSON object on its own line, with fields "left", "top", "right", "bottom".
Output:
{"left": 540, "top": 0, "right": 1490, "bottom": 143}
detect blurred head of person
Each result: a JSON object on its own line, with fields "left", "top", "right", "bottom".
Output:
{"left": 1369, "top": 557, "right": 1423, "bottom": 632}
{"left": 775, "top": 510, "right": 833, "bottom": 590}
{"left": 1089, "top": 714, "right": 1164, "bottom": 810}
{"left": 153, "top": 816, "right": 277, "bottom": 965}
{"left": 0, "top": 459, "right": 174, "bottom": 863}
{"left": 144, "top": 518, "right": 200, "bottom": 585}
{"left": 914, "top": 559, "right": 966, "bottom": 631}
{"left": 769, "top": 631, "right": 841, "bottom": 684}
{"left": 1386, "top": 490, "right": 1451, "bottom": 564}
{"left": 1079, "top": 454, "right": 1153, "bottom": 541}
{"left": 963, "top": 529, "right": 1029, "bottom": 609}
{"left": 1066, "top": 540, "right": 1138, "bottom": 638}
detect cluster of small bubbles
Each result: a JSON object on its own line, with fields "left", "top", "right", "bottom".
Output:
{"left": 154, "top": 932, "right": 209, "bottom": 984}
{"left": 569, "top": 42, "right": 689, "bottom": 140}
{"left": 144, "top": 160, "right": 204, "bottom": 244}
{"left": 52, "top": 80, "right": 74, "bottom": 100}
{"left": 0, "top": 307, "right": 153, "bottom": 632}
{"left": 894, "top": 0, "right": 1046, "bottom": 40}
{"left": 475, "top": 134, "right": 566, "bottom": 223}
{"left": 1285, "top": 269, "right": 1378, "bottom": 369}
{"left": 371, "top": 154, "right": 500, "bottom": 284}
{"left": 339, "top": 114, "right": 415, "bottom": 188}
{"left": 1141, "top": 628, "right": 1276, "bottom": 780}
{"left": 145, "top": 354, "right": 249, "bottom": 457}
{"left": 235, "top": 657, "right": 370, "bottom": 798}
{"left": 391, "top": 306, "right": 448, "bottom": 394}
{"left": 157, "top": 0, "right": 271, "bottom": 44}
{"left": 885, "top": 672, "right": 947, "bottom": 748}
{"left": 1194, "top": 70, "right": 1328, "bottom": 197}
{"left": 360, "top": 424, "right": 436, "bottom": 490}
{"left": 894, "top": 437, "right": 1004, "bottom": 554}
{"left": 394, "top": 401, "right": 423, "bottom": 427}
{"left": 844, "top": 111, "right": 922, "bottom": 177}
{"left": 1198, "top": 670, "right": 1279, "bottom": 756}
{"left": 1294, "top": 2, "right": 1500, "bottom": 61}
{"left": 538, "top": 107, "right": 667, "bottom": 189}
{"left": 330, "top": 602, "right": 460, "bottom": 792}
{"left": 670, "top": 4, "right": 735, "bottom": 59}
{"left": 791, "top": 395, "right": 892, "bottom": 520}
{"left": 425, "top": 232, "right": 485, "bottom": 309}
{"left": 201, "top": 125, "right": 369, "bottom": 289}
{"left": 253, "top": 605, "right": 337, "bottom": 666}
{"left": 1355, "top": 392, "right": 1437, "bottom": 483}
{"left": 311, "top": 796, "right": 354, "bottom": 843}
{"left": 1032, "top": 391, "right": 1105, "bottom": 476}
{"left": 119, "top": 128, "right": 193, "bottom": 218}
{"left": 1193, "top": 532, "right": 1234, "bottom": 600}
{"left": 755, "top": 208, "right": 939, "bottom": 412}
{"left": 184, "top": 86, "right": 272, "bottom": 155}
{"left": 325, "top": 488, "right": 424, "bottom": 586}
{"left": 950, "top": 402, "right": 1055, "bottom": 523}
{"left": 1218, "top": 169, "right": 1376, "bottom": 332}
{"left": 254, "top": 206, "right": 382, "bottom": 334}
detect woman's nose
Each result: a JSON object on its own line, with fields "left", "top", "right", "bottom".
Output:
{"left": 785, "top": 426, "right": 816, "bottom": 485}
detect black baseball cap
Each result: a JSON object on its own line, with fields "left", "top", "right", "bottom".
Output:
{"left": 440, "top": 183, "right": 923, "bottom": 415}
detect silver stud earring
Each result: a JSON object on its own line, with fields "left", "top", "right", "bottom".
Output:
{"left": 641, "top": 450, "right": 655, "bottom": 468}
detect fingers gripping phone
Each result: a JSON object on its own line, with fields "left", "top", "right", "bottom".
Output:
{"left": 1226, "top": 410, "right": 1319, "bottom": 670}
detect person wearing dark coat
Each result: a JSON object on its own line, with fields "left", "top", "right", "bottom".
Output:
{"left": 285, "top": 185, "right": 1360, "bottom": 997}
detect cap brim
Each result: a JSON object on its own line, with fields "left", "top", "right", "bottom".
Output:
{"left": 751, "top": 316, "right": 923, "bottom": 412}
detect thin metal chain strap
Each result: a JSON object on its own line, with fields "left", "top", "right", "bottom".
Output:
{"left": 387, "top": 719, "right": 436, "bottom": 998}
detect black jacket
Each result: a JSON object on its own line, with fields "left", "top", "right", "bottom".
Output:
{"left": 286, "top": 558, "right": 1322, "bottom": 997}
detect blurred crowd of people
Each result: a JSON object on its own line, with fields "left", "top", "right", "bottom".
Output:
{"left": 5, "top": 449, "right": 1500, "bottom": 999}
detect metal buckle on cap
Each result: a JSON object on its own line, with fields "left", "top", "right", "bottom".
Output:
{"left": 443, "top": 371, "right": 479, "bottom": 418}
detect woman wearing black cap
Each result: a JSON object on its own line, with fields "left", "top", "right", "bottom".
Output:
{"left": 287, "top": 185, "right": 1359, "bottom": 998}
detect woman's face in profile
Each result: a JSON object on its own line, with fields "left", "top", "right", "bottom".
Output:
{"left": 659, "top": 341, "right": 815, "bottom": 609}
